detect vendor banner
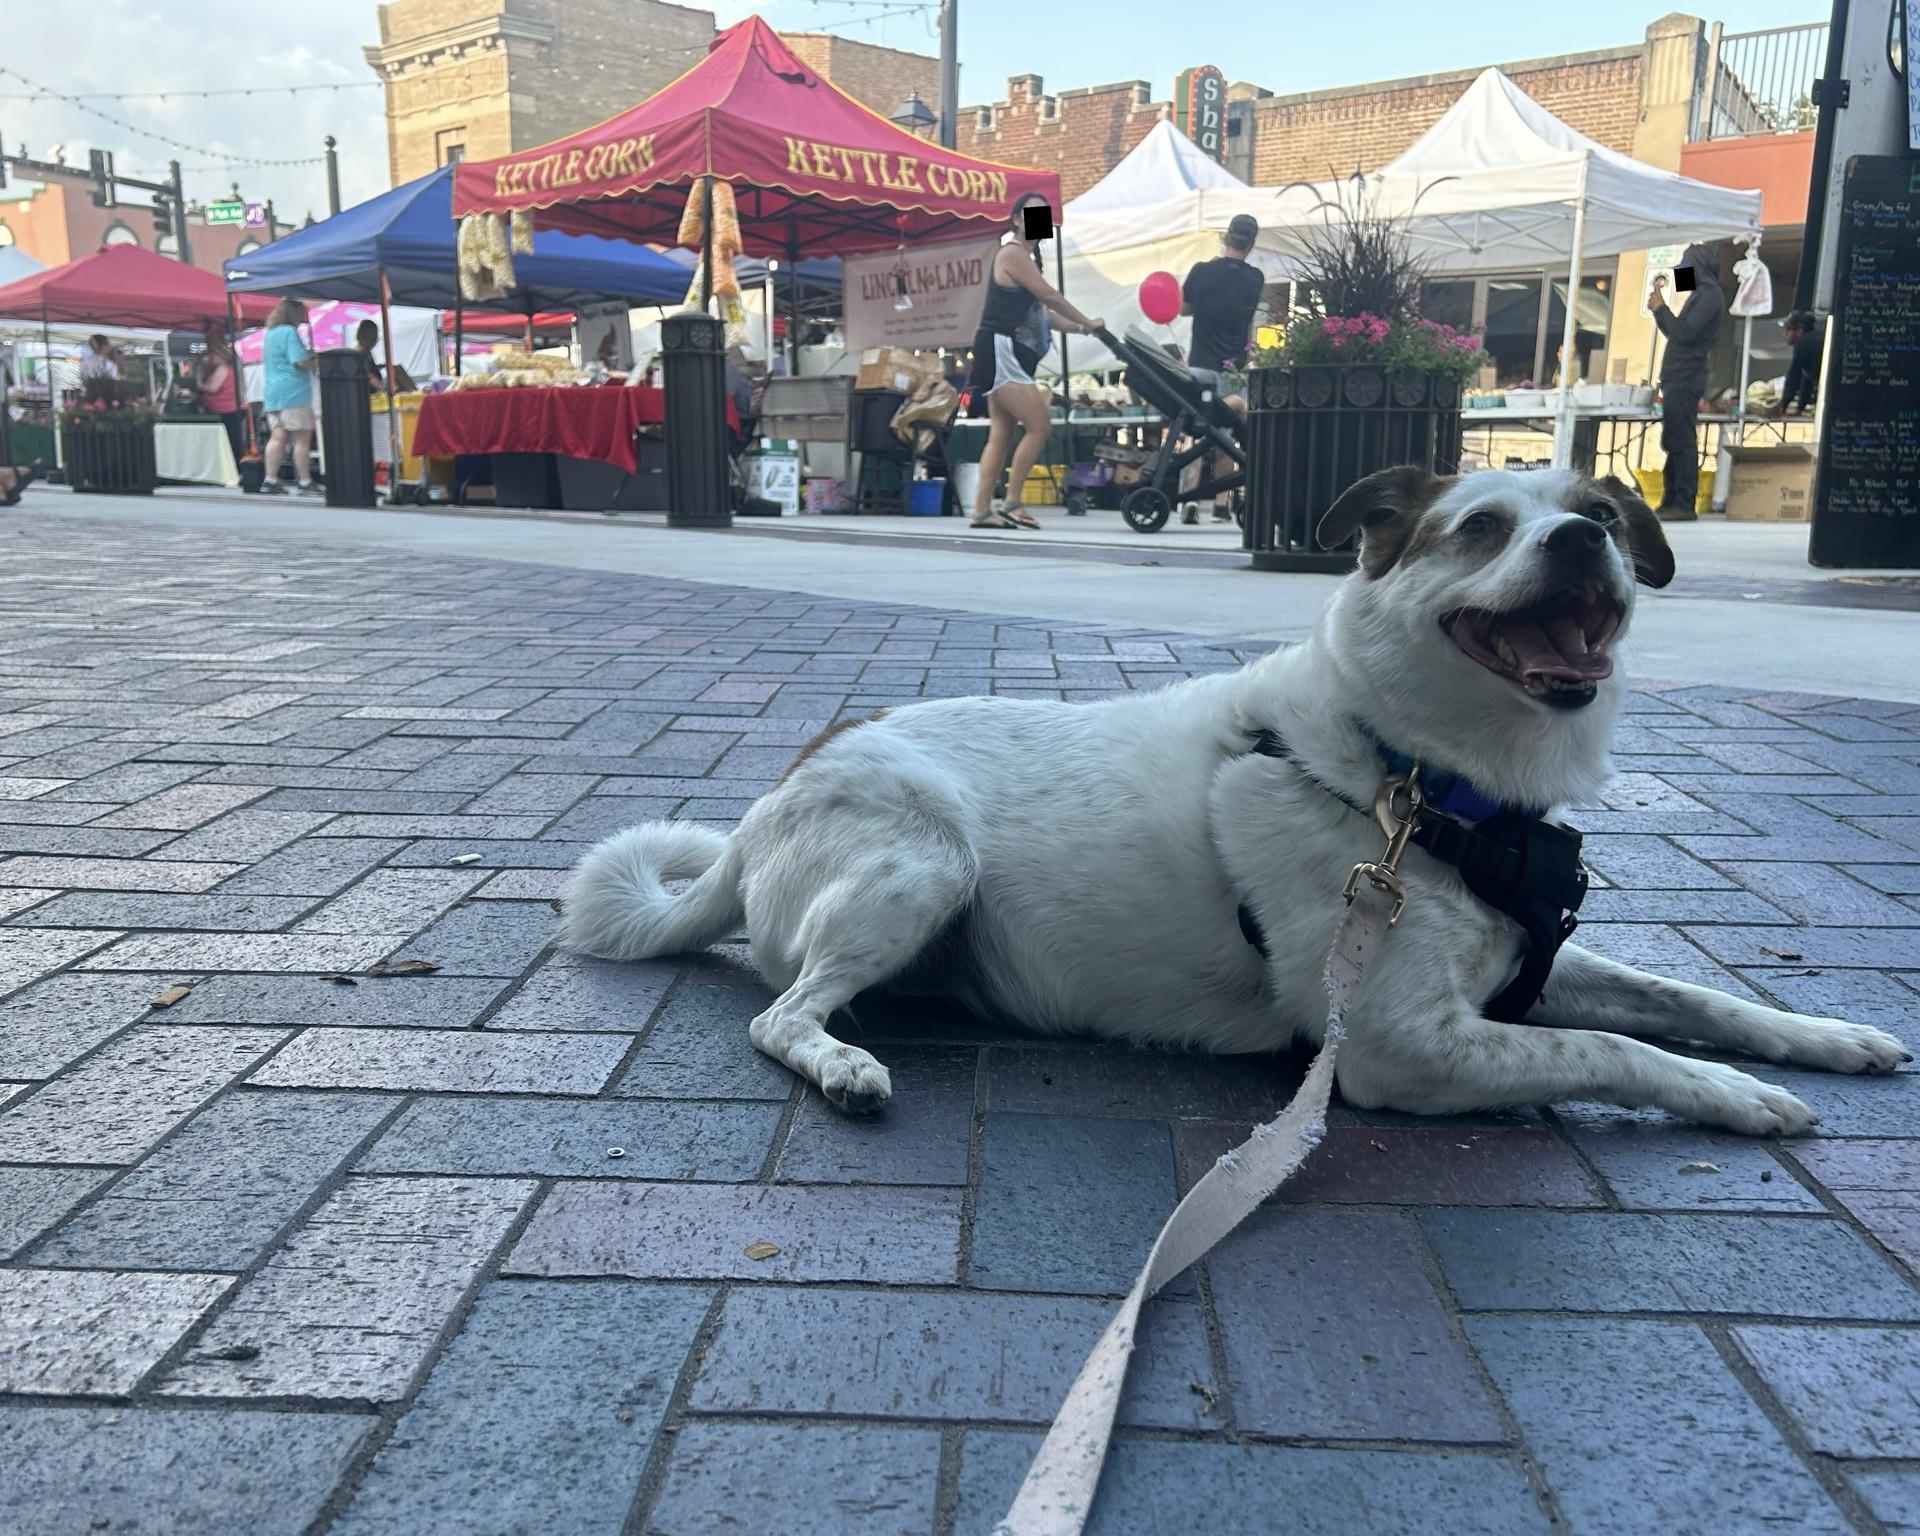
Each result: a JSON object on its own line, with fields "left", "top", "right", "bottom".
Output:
{"left": 450, "top": 19, "right": 1058, "bottom": 255}
{"left": 843, "top": 235, "right": 1000, "bottom": 352}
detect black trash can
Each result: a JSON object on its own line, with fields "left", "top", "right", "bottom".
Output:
{"left": 315, "top": 348, "right": 376, "bottom": 508}
{"left": 660, "top": 308, "right": 731, "bottom": 528}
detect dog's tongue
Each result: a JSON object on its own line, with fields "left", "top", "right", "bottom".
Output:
{"left": 1494, "top": 614, "right": 1613, "bottom": 687}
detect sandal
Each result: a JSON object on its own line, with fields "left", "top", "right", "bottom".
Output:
{"left": 1, "top": 459, "right": 44, "bottom": 508}
{"left": 970, "top": 511, "right": 1019, "bottom": 529}
{"left": 1001, "top": 502, "right": 1041, "bottom": 530}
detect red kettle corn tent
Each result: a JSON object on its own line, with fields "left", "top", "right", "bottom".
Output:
{"left": 451, "top": 15, "right": 1059, "bottom": 258}
{"left": 0, "top": 245, "right": 276, "bottom": 330}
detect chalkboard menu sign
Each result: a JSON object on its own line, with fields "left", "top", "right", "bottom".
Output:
{"left": 1811, "top": 156, "right": 1920, "bottom": 568}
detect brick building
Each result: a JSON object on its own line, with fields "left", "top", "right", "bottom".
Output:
{"left": 1233, "top": 48, "right": 1645, "bottom": 185}
{"left": 781, "top": 34, "right": 941, "bottom": 123}
{"left": 0, "top": 167, "right": 282, "bottom": 279}
{"left": 365, "top": 0, "right": 943, "bottom": 187}
{"left": 365, "top": 0, "right": 718, "bottom": 186}
{"left": 956, "top": 76, "right": 1165, "bottom": 200}
{"left": 953, "top": 41, "right": 1649, "bottom": 200}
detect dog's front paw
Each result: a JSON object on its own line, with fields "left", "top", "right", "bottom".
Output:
{"left": 819, "top": 1047, "right": 892, "bottom": 1115}
{"left": 1677, "top": 1063, "right": 1818, "bottom": 1136}
{"left": 1780, "top": 1017, "right": 1912, "bottom": 1075}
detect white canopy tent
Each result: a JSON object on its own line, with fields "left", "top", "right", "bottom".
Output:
{"left": 0, "top": 318, "right": 172, "bottom": 402}
{"left": 1213, "top": 69, "right": 1764, "bottom": 464}
{"left": 1050, "top": 120, "right": 1273, "bottom": 376}
{"left": 0, "top": 248, "right": 46, "bottom": 286}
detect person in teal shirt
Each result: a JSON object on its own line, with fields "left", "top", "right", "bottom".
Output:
{"left": 260, "top": 297, "right": 318, "bottom": 495}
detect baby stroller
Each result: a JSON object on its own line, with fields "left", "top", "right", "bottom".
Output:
{"left": 1095, "top": 325, "right": 1248, "bottom": 533}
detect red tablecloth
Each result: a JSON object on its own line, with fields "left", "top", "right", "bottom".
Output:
{"left": 413, "top": 385, "right": 737, "bottom": 473}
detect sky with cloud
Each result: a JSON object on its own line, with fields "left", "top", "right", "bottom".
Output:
{"left": 1, "top": 0, "right": 1827, "bottom": 221}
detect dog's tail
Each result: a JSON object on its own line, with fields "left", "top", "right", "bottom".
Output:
{"left": 560, "top": 822, "right": 744, "bottom": 962}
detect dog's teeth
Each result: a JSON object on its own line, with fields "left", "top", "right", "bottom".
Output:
{"left": 1492, "top": 635, "right": 1518, "bottom": 667}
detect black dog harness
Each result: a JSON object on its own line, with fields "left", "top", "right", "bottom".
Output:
{"left": 1236, "top": 728, "right": 1588, "bottom": 1022}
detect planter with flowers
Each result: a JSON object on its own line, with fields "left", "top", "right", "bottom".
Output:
{"left": 1243, "top": 178, "right": 1488, "bottom": 571}
{"left": 58, "top": 381, "right": 158, "bottom": 496}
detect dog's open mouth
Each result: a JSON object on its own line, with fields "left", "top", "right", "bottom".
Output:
{"left": 1441, "top": 584, "right": 1623, "bottom": 709}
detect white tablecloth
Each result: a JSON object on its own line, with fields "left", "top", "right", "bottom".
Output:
{"left": 154, "top": 422, "right": 240, "bottom": 488}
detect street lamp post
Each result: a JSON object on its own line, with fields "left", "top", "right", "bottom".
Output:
{"left": 938, "top": 0, "right": 957, "bottom": 149}
{"left": 324, "top": 136, "right": 341, "bottom": 217}
{"left": 889, "top": 90, "right": 938, "bottom": 138}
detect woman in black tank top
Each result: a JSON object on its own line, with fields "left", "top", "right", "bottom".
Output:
{"left": 966, "top": 192, "right": 1103, "bottom": 529}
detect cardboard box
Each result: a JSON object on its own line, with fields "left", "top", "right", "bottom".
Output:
{"left": 1723, "top": 444, "right": 1814, "bottom": 522}
{"left": 855, "top": 347, "right": 939, "bottom": 394}
{"left": 741, "top": 448, "right": 801, "bottom": 515}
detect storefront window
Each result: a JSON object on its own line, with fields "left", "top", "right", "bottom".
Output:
{"left": 1545, "top": 274, "right": 1614, "bottom": 384}
{"left": 1418, "top": 279, "right": 1474, "bottom": 331}
{"left": 1484, "top": 277, "right": 1545, "bottom": 386}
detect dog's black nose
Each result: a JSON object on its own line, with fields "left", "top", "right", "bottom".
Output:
{"left": 1544, "top": 518, "right": 1609, "bottom": 558}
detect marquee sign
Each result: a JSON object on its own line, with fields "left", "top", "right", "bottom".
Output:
{"left": 1176, "top": 66, "right": 1227, "bottom": 163}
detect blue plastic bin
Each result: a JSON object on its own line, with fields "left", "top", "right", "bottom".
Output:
{"left": 906, "top": 478, "right": 946, "bottom": 516}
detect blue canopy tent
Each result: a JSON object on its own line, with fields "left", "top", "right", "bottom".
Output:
{"left": 223, "top": 163, "right": 689, "bottom": 313}
{"left": 224, "top": 164, "right": 692, "bottom": 476}
{"left": 223, "top": 163, "right": 691, "bottom": 381}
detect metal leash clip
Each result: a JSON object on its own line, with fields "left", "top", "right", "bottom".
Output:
{"left": 1342, "top": 769, "right": 1423, "bottom": 927}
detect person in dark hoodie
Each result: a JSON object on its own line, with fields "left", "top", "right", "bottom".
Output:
{"left": 1647, "top": 242, "right": 1724, "bottom": 522}
{"left": 1773, "top": 310, "right": 1824, "bottom": 416}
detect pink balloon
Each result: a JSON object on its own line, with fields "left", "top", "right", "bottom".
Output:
{"left": 1138, "top": 270, "right": 1181, "bottom": 326}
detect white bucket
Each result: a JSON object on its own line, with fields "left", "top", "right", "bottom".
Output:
{"left": 953, "top": 461, "right": 981, "bottom": 513}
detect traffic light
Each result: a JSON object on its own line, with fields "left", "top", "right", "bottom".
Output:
{"left": 88, "top": 148, "right": 115, "bottom": 208}
{"left": 151, "top": 189, "right": 172, "bottom": 239}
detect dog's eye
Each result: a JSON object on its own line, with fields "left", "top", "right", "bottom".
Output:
{"left": 1459, "top": 510, "right": 1500, "bottom": 537}
{"left": 1584, "top": 501, "right": 1617, "bottom": 525}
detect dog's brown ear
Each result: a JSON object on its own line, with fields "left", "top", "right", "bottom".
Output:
{"left": 1596, "top": 475, "right": 1675, "bottom": 588}
{"left": 1316, "top": 466, "right": 1443, "bottom": 578}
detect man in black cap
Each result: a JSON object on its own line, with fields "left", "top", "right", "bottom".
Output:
{"left": 1182, "top": 214, "right": 1264, "bottom": 373}
{"left": 1180, "top": 214, "right": 1263, "bottom": 521}
{"left": 1773, "top": 310, "right": 1823, "bottom": 417}
{"left": 1647, "top": 242, "right": 1724, "bottom": 522}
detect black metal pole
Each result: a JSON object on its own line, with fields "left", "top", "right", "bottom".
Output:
{"left": 450, "top": 249, "right": 465, "bottom": 376}
{"left": 170, "top": 160, "right": 192, "bottom": 265}
{"left": 1055, "top": 236, "right": 1070, "bottom": 410}
{"left": 700, "top": 175, "right": 715, "bottom": 313}
{"left": 786, "top": 238, "right": 801, "bottom": 373}
{"left": 1795, "top": 0, "right": 1852, "bottom": 314}
{"left": 227, "top": 292, "right": 255, "bottom": 455}
{"left": 324, "top": 136, "right": 342, "bottom": 217}
{"left": 40, "top": 300, "right": 52, "bottom": 416}
{"left": 786, "top": 223, "right": 802, "bottom": 373}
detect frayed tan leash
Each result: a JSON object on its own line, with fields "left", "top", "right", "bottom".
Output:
{"left": 994, "top": 772, "right": 1423, "bottom": 1536}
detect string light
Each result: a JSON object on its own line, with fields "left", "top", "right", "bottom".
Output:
{"left": 0, "top": 66, "right": 326, "bottom": 167}
{"left": 0, "top": 81, "right": 378, "bottom": 103}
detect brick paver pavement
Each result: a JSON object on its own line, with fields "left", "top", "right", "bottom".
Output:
{"left": 1, "top": 515, "right": 1917, "bottom": 1536}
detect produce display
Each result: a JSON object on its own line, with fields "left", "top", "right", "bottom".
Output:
{"left": 446, "top": 350, "right": 616, "bottom": 390}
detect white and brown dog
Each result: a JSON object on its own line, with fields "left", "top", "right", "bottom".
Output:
{"left": 563, "top": 466, "right": 1909, "bottom": 1132}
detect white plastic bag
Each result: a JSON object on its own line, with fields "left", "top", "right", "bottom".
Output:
{"left": 1730, "top": 236, "right": 1773, "bottom": 319}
